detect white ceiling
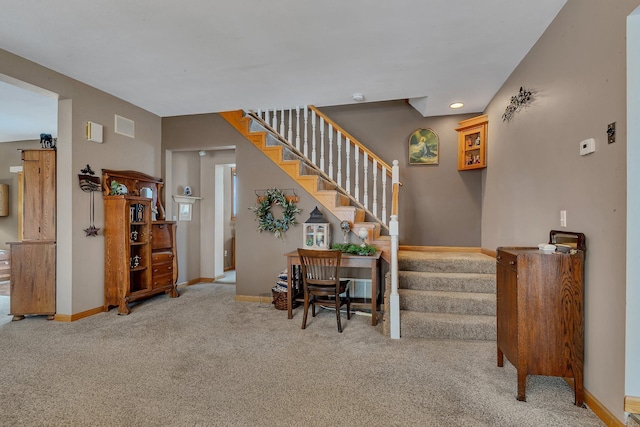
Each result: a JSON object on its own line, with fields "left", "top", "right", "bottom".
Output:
{"left": 0, "top": 0, "right": 566, "bottom": 142}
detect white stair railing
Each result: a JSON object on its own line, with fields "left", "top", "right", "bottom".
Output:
{"left": 254, "top": 105, "right": 395, "bottom": 230}
{"left": 390, "top": 160, "right": 400, "bottom": 339}
{"left": 251, "top": 107, "right": 401, "bottom": 337}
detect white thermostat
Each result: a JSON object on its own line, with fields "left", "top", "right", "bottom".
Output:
{"left": 579, "top": 138, "right": 595, "bottom": 156}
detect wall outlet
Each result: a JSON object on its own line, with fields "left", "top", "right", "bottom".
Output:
{"left": 560, "top": 210, "right": 567, "bottom": 228}
{"left": 224, "top": 250, "right": 228, "bottom": 257}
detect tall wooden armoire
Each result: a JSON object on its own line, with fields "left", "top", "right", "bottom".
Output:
{"left": 9, "top": 149, "right": 57, "bottom": 321}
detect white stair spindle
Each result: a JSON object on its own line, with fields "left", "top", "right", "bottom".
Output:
{"left": 381, "top": 166, "right": 387, "bottom": 225}
{"left": 345, "top": 139, "right": 351, "bottom": 195}
{"left": 363, "top": 151, "right": 369, "bottom": 209}
{"left": 319, "top": 117, "right": 325, "bottom": 172}
{"left": 287, "top": 108, "right": 293, "bottom": 143}
{"left": 272, "top": 109, "right": 277, "bottom": 130}
{"left": 336, "top": 133, "right": 342, "bottom": 187}
{"left": 295, "top": 107, "right": 301, "bottom": 151}
{"left": 280, "top": 108, "right": 285, "bottom": 136}
{"left": 265, "top": 109, "right": 270, "bottom": 128}
{"left": 311, "top": 110, "right": 317, "bottom": 164}
{"left": 354, "top": 145, "right": 360, "bottom": 202}
{"left": 372, "top": 159, "right": 378, "bottom": 218}
{"left": 328, "top": 124, "right": 333, "bottom": 179}
{"left": 303, "top": 106, "right": 308, "bottom": 158}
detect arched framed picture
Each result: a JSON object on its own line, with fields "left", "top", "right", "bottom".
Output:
{"left": 408, "top": 128, "right": 439, "bottom": 165}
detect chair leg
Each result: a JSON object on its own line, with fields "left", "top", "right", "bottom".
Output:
{"left": 335, "top": 293, "right": 343, "bottom": 333}
{"left": 301, "top": 292, "right": 309, "bottom": 330}
{"left": 346, "top": 288, "right": 351, "bottom": 320}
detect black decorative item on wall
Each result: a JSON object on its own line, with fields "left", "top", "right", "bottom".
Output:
{"left": 502, "top": 87, "right": 534, "bottom": 122}
{"left": 78, "top": 164, "right": 101, "bottom": 237}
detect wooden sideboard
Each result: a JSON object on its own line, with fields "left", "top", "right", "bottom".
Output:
{"left": 496, "top": 247, "right": 584, "bottom": 406}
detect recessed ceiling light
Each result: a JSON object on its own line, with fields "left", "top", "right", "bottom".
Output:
{"left": 352, "top": 93, "right": 365, "bottom": 102}
{"left": 449, "top": 102, "right": 464, "bottom": 109}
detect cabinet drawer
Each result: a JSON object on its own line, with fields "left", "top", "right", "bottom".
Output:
{"left": 152, "top": 251, "right": 174, "bottom": 264}
{"left": 152, "top": 272, "right": 174, "bottom": 288}
{"left": 152, "top": 262, "right": 174, "bottom": 277}
{"left": 496, "top": 249, "right": 517, "bottom": 270}
{"left": 152, "top": 223, "right": 172, "bottom": 249}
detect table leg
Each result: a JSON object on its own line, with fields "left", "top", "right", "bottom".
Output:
{"left": 371, "top": 259, "right": 379, "bottom": 326}
{"left": 287, "top": 258, "right": 293, "bottom": 319}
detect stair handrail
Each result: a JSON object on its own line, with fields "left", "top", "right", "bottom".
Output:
{"left": 254, "top": 105, "right": 396, "bottom": 229}
{"left": 308, "top": 106, "right": 393, "bottom": 181}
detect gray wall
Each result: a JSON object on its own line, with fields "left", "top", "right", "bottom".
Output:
{"left": 162, "top": 109, "right": 481, "bottom": 297}
{"left": 0, "top": 48, "right": 162, "bottom": 316}
{"left": 481, "top": 0, "right": 638, "bottom": 420}
{"left": 320, "top": 102, "right": 483, "bottom": 247}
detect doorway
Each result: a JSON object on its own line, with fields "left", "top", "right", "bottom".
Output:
{"left": 0, "top": 77, "right": 58, "bottom": 320}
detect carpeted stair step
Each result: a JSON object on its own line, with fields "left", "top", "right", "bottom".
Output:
{"left": 398, "top": 251, "right": 495, "bottom": 274}
{"left": 399, "top": 271, "right": 495, "bottom": 293}
{"left": 399, "top": 289, "right": 496, "bottom": 316}
{"left": 400, "top": 310, "right": 496, "bottom": 341}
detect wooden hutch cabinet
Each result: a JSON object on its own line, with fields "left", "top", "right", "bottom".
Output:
{"left": 102, "top": 170, "right": 178, "bottom": 315}
{"left": 9, "top": 149, "right": 57, "bottom": 321}
{"left": 456, "top": 115, "right": 488, "bottom": 171}
{"left": 496, "top": 238, "right": 585, "bottom": 406}
{"left": 22, "top": 149, "right": 56, "bottom": 240}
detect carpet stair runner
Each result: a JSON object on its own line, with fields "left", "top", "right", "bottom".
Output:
{"left": 394, "top": 250, "right": 497, "bottom": 341}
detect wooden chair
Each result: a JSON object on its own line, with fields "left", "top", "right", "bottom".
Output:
{"left": 297, "top": 248, "right": 351, "bottom": 333}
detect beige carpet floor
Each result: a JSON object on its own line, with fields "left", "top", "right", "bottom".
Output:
{"left": 0, "top": 283, "right": 605, "bottom": 426}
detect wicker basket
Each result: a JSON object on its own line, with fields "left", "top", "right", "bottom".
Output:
{"left": 272, "top": 289, "right": 288, "bottom": 310}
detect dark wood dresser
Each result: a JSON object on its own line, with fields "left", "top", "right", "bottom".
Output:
{"left": 496, "top": 245, "right": 585, "bottom": 406}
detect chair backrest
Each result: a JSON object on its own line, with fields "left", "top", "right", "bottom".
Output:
{"left": 297, "top": 248, "right": 342, "bottom": 288}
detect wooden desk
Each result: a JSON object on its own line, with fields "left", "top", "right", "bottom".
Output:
{"left": 285, "top": 250, "right": 382, "bottom": 326}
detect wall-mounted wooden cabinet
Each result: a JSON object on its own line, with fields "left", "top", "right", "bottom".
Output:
{"left": 456, "top": 115, "right": 488, "bottom": 171}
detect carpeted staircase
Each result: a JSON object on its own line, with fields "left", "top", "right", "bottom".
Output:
{"left": 394, "top": 250, "right": 497, "bottom": 341}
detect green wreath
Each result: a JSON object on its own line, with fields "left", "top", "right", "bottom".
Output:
{"left": 250, "top": 189, "right": 301, "bottom": 239}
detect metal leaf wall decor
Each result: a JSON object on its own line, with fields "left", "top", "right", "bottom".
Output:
{"left": 502, "top": 86, "right": 534, "bottom": 122}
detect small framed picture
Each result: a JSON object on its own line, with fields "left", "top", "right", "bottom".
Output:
{"left": 408, "top": 128, "right": 439, "bottom": 165}
{"left": 179, "top": 203, "right": 192, "bottom": 221}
